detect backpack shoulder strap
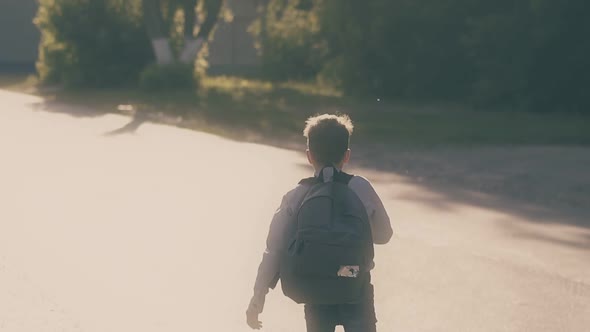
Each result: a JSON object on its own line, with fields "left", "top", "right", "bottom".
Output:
{"left": 334, "top": 171, "right": 354, "bottom": 185}
{"left": 296, "top": 177, "right": 319, "bottom": 210}
{"left": 298, "top": 177, "right": 319, "bottom": 186}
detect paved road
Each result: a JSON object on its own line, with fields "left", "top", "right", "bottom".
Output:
{"left": 1, "top": 89, "right": 589, "bottom": 332}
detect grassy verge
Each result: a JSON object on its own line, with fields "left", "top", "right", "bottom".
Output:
{"left": 2, "top": 74, "right": 590, "bottom": 147}
{"left": 0, "top": 74, "right": 39, "bottom": 93}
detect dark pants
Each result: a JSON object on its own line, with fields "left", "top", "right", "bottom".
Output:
{"left": 304, "top": 284, "right": 377, "bottom": 332}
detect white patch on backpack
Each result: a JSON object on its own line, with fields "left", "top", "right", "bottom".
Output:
{"left": 337, "top": 266, "right": 360, "bottom": 278}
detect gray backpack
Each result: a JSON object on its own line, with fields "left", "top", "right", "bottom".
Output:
{"left": 280, "top": 167, "right": 374, "bottom": 304}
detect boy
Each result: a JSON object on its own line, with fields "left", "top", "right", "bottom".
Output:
{"left": 246, "top": 114, "right": 392, "bottom": 332}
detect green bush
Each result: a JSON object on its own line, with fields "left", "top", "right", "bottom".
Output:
{"left": 525, "top": 0, "right": 590, "bottom": 112}
{"left": 35, "top": 0, "right": 153, "bottom": 88}
{"left": 252, "top": 0, "right": 590, "bottom": 112}
{"left": 250, "top": 0, "right": 327, "bottom": 81}
{"left": 139, "top": 63, "right": 199, "bottom": 91}
{"left": 317, "top": 0, "right": 479, "bottom": 99}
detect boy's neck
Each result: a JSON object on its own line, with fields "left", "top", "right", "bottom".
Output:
{"left": 314, "top": 164, "right": 342, "bottom": 176}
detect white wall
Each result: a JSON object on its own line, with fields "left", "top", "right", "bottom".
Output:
{"left": 208, "top": 0, "right": 260, "bottom": 67}
{"left": 0, "top": 0, "right": 39, "bottom": 64}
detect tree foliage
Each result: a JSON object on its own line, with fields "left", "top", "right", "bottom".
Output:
{"left": 36, "top": 0, "right": 153, "bottom": 87}
{"left": 250, "top": 0, "right": 326, "bottom": 80}
{"left": 252, "top": 0, "right": 590, "bottom": 111}
{"left": 35, "top": 0, "right": 223, "bottom": 87}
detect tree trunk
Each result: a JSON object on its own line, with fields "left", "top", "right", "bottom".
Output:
{"left": 178, "top": 0, "right": 201, "bottom": 63}
{"left": 179, "top": 0, "right": 223, "bottom": 64}
{"left": 143, "top": 0, "right": 174, "bottom": 64}
{"left": 143, "top": 0, "right": 223, "bottom": 65}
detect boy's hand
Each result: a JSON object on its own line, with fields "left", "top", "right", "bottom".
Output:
{"left": 246, "top": 309, "right": 262, "bottom": 329}
{"left": 246, "top": 292, "right": 266, "bottom": 329}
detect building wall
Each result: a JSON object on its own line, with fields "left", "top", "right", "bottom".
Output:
{"left": 0, "top": 0, "right": 39, "bottom": 67}
{"left": 208, "top": 0, "right": 260, "bottom": 74}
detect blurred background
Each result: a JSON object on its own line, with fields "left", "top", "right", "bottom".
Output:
{"left": 0, "top": 1, "right": 589, "bottom": 332}
{"left": 1, "top": 0, "right": 589, "bottom": 144}
{"left": 1, "top": 0, "right": 588, "bottom": 108}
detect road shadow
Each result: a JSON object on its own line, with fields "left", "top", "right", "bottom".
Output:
{"left": 10, "top": 88, "right": 590, "bottom": 235}
{"left": 514, "top": 229, "right": 590, "bottom": 251}
{"left": 103, "top": 110, "right": 148, "bottom": 136}
{"left": 351, "top": 145, "right": 590, "bottom": 232}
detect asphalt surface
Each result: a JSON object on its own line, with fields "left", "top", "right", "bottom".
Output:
{"left": 1, "top": 89, "right": 589, "bottom": 332}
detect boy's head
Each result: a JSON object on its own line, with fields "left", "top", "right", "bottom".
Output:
{"left": 303, "top": 114, "right": 354, "bottom": 169}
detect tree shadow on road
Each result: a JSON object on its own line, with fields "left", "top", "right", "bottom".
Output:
{"left": 350, "top": 145, "right": 590, "bottom": 229}
{"left": 103, "top": 110, "right": 148, "bottom": 136}
{"left": 10, "top": 87, "right": 590, "bottom": 239}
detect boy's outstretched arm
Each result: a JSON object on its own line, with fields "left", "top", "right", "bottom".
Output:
{"left": 247, "top": 188, "right": 300, "bottom": 329}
